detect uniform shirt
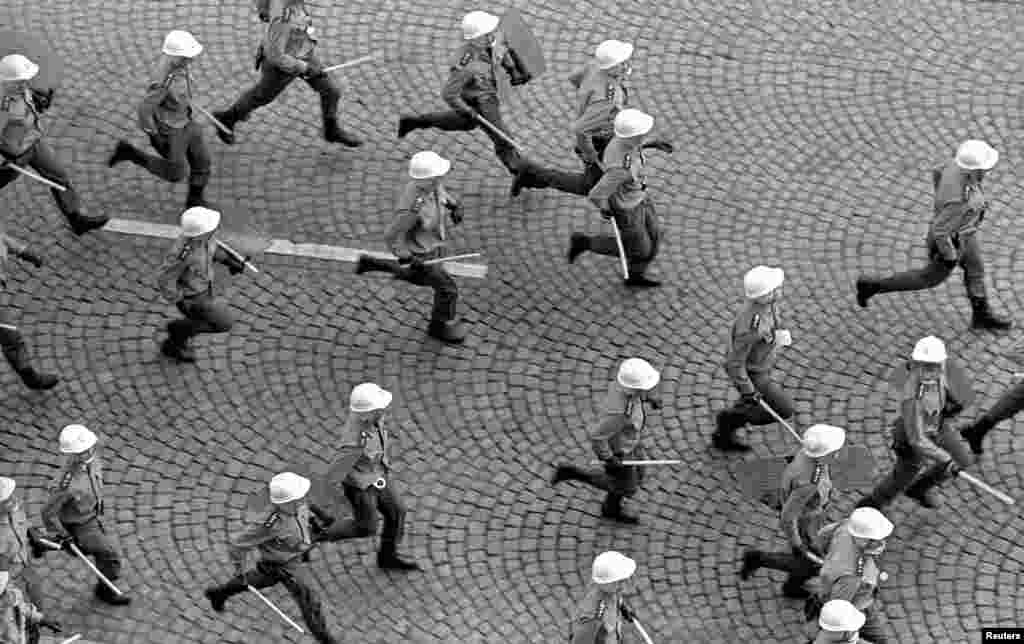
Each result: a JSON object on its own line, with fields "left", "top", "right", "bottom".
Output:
{"left": 156, "top": 235, "right": 236, "bottom": 300}
{"left": 0, "top": 501, "right": 31, "bottom": 575}
{"left": 0, "top": 587, "right": 41, "bottom": 644}
{"left": 724, "top": 301, "right": 779, "bottom": 394}
{"left": 571, "top": 64, "right": 629, "bottom": 138}
{"left": 893, "top": 369, "right": 958, "bottom": 464}
{"left": 0, "top": 234, "right": 29, "bottom": 288}
{"left": 589, "top": 138, "right": 648, "bottom": 213}
{"left": 262, "top": 1, "right": 317, "bottom": 75}
{"left": 441, "top": 39, "right": 516, "bottom": 108}
{"left": 228, "top": 506, "right": 313, "bottom": 567}
{"left": 817, "top": 522, "right": 882, "bottom": 612}
{"left": 41, "top": 459, "right": 104, "bottom": 536}
{"left": 570, "top": 586, "right": 623, "bottom": 644}
{"left": 138, "top": 61, "right": 193, "bottom": 131}
{"left": 0, "top": 86, "right": 42, "bottom": 157}
{"left": 590, "top": 383, "right": 648, "bottom": 460}
{"left": 779, "top": 451, "right": 833, "bottom": 552}
{"left": 343, "top": 415, "right": 392, "bottom": 489}
{"left": 931, "top": 159, "right": 989, "bottom": 261}
{"left": 385, "top": 181, "right": 457, "bottom": 258}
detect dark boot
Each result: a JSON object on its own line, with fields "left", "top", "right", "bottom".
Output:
{"left": 960, "top": 418, "right": 994, "bottom": 455}
{"left": 324, "top": 117, "right": 363, "bottom": 147}
{"left": 397, "top": 115, "right": 421, "bottom": 138}
{"left": 781, "top": 580, "right": 811, "bottom": 599}
{"left": 739, "top": 550, "right": 761, "bottom": 580}
{"left": 95, "top": 582, "right": 131, "bottom": 606}
{"left": 161, "top": 329, "right": 196, "bottom": 363}
{"left": 27, "top": 528, "right": 56, "bottom": 558}
{"left": 712, "top": 411, "right": 750, "bottom": 452}
{"left": 970, "top": 296, "right": 1012, "bottom": 331}
{"left": 212, "top": 110, "right": 237, "bottom": 145}
{"left": 428, "top": 319, "right": 467, "bottom": 344}
{"left": 600, "top": 496, "right": 638, "bottom": 525}
{"left": 567, "top": 233, "right": 589, "bottom": 264}
{"left": 185, "top": 184, "right": 209, "bottom": 208}
{"left": 355, "top": 255, "right": 399, "bottom": 275}
{"left": 377, "top": 546, "right": 420, "bottom": 571}
{"left": 204, "top": 587, "right": 227, "bottom": 612}
{"left": 107, "top": 140, "right": 141, "bottom": 167}
{"left": 624, "top": 274, "right": 661, "bottom": 288}
{"left": 16, "top": 368, "right": 58, "bottom": 390}
{"left": 68, "top": 212, "right": 109, "bottom": 236}
{"left": 855, "top": 277, "right": 879, "bottom": 308}
{"left": 550, "top": 465, "right": 584, "bottom": 486}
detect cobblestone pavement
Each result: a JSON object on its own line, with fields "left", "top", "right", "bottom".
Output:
{"left": 3, "top": 0, "right": 1024, "bottom": 642}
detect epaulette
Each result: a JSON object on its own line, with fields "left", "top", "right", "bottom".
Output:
{"left": 176, "top": 239, "right": 195, "bottom": 261}
{"left": 622, "top": 153, "right": 632, "bottom": 170}
{"left": 411, "top": 195, "right": 425, "bottom": 214}
{"left": 458, "top": 49, "right": 474, "bottom": 67}
{"left": 263, "top": 511, "right": 280, "bottom": 528}
{"left": 750, "top": 313, "right": 761, "bottom": 330}
{"left": 59, "top": 470, "right": 74, "bottom": 490}
{"left": 606, "top": 83, "right": 616, "bottom": 101}
{"left": 0, "top": 95, "right": 14, "bottom": 112}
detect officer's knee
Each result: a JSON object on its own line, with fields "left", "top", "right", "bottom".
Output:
{"left": 167, "top": 163, "right": 188, "bottom": 183}
{"left": 353, "top": 518, "right": 377, "bottom": 538}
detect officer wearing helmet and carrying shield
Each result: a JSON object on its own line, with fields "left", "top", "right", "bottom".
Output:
{"left": 108, "top": 30, "right": 213, "bottom": 210}
{"left": 156, "top": 206, "right": 247, "bottom": 363}
{"left": 857, "top": 336, "right": 972, "bottom": 510}
{"left": 205, "top": 472, "right": 341, "bottom": 644}
{"left": 714, "top": 265, "right": 795, "bottom": 452}
{"left": 856, "top": 139, "right": 1011, "bottom": 331}
{"left": 312, "top": 383, "right": 420, "bottom": 571}
{"left": 570, "top": 551, "right": 639, "bottom": 644}
{"left": 0, "top": 54, "right": 108, "bottom": 235}
{"left": 552, "top": 358, "right": 663, "bottom": 525}
{"left": 39, "top": 425, "right": 132, "bottom": 605}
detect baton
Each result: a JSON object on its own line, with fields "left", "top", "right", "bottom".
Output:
{"left": 609, "top": 217, "right": 630, "bottom": 280}
{"left": 60, "top": 635, "right": 83, "bottom": 644}
{"left": 3, "top": 162, "right": 67, "bottom": 192}
{"left": 422, "top": 252, "right": 482, "bottom": 265}
{"left": 192, "top": 104, "right": 234, "bottom": 137}
{"left": 757, "top": 399, "right": 804, "bottom": 443}
{"left": 323, "top": 54, "right": 375, "bottom": 74}
{"left": 0, "top": 323, "right": 17, "bottom": 332}
{"left": 247, "top": 585, "right": 305, "bottom": 633}
{"left": 589, "top": 459, "right": 682, "bottom": 466}
{"left": 68, "top": 542, "right": 123, "bottom": 596}
{"left": 957, "top": 471, "right": 1016, "bottom": 505}
{"left": 216, "top": 240, "right": 260, "bottom": 274}
{"left": 472, "top": 114, "right": 524, "bottom": 152}
{"left": 632, "top": 618, "right": 656, "bottom": 644}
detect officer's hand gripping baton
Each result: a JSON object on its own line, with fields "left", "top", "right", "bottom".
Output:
{"left": 757, "top": 399, "right": 804, "bottom": 443}
{"left": 66, "top": 542, "right": 123, "bottom": 596}
{"left": 609, "top": 217, "right": 630, "bottom": 280}
{"left": 957, "top": 471, "right": 1016, "bottom": 505}
{"left": 247, "top": 585, "right": 305, "bottom": 633}
{"left": 216, "top": 240, "right": 260, "bottom": 274}
{"left": 2, "top": 162, "right": 67, "bottom": 192}
{"left": 192, "top": 104, "right": 234, "bottom": 137}
{"left": 323, "top": 54, "right": 376, "bottom": 74}
{"left": 472, "top": 114, "right": 524, "bottom": 152}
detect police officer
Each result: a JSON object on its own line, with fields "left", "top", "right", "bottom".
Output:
{"left": 569, "top": 551, "right": 639, "bottom": 644}
{"left": 856, "top": 140, "right": 1011, "bottom": 331}
{"left": 312, "top": 383, "right": 420, "bottom": 571}
{"left": 39, "top": 425, "right": 132, "bottom": 606}
{"left": 958, "top": 380, "right": 1024, "bottom": 455}
{"left": 808, "top": 599, "right": 866, "bottom": 644}
{"left": 212, "top": 0, "right": 361, "bottom": 147}
{"left": 204, "top": 472, "right": 341, "bottom": 644}
{"left": 1, "top": 229, "right": 56, "bottom": 390}
{"left": 0, "top": 54, "right": 108, "bottom": 235}
{"left": 740, "top": 424, "right": 845, "bottom": 599}
{"left": 805, "top": 508, "right": 892, "bottom": 644}
{"left": 552, "top": 358, "right": 662, "bottom": 524}
{"left": 107, "top": 31, "right": 212, "bottom": 209}
{"left": 398, "top": 11, "right": 524, "bottom": 176}
{"left": 156, "top": 206, "right": 247, "bottom": 362}
{"left": 857, "top": 336, "right": 971, "bottom": 510}
{"left": 568, "top": 109, "right": 662, "bottom": 288}
{"left": 0, "top": 571, "right": 61, "bottom": 644}
{"left": 0, "top": 478, "right": 58, "bottom": 611}
{"left": 354, "top": 151, "right": 467, "bottom": 344}
{"left": 714, "top": 265, "right": 795, "bottom": 452}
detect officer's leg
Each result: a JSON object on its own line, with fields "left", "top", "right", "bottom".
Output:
{"left": 511, "top": 157, "right": 592, "bottom": 197}
{"left": 421, "top": 264, "right": 465, "bottom": 343}
{"left": 476, "top": 96, "right": 521, "bottom": 174}
{"left": 71, "top": 519, "right": 129, "bottom": 603}
{"left": 858, "top": 239, "right": 953, "bottom": 306}
{"left": 276, "top": 563, "right": 339, "bottom": 644}
{"left": 205, "top": 562, "right": 278, "bottom": 611}
{"left": 0, "top": 316, "right": 57, "bottom": 389}
{"left": 18, "top": 565, "right": 44, "bottom": 610}
{"left": 601, "top": 464, "right": 639, "bottom": 523}
{"left": 131, "top": 127, "right": 191, "bottom": 183}
{"left": 184, "top": 296, "right": 234, "bottom": 337}
{"left": 961, "top": 381, "right": 1024, "bottom": 453}
{"left": 748, "top": 375, "right": 795, "bottom": 427}
{"left": 400, "top": 107, "right": 476, "bottom": 137}
{"left": 317, "top": 484, "right": 379, "bottom": 541}
{"left": 183, "top": 123, "right": 212, "bottom": 208}
{"left": 303, "top": 63, "right": 362, "bottom": 147}
{"left": 856, "top": 448, "right": 922, "bottom": 509}
{"left": 583, "top": 232, "right": 620, "bottom": 260}
{"left": 961, "top": 234, "right": 1012, "bottom": 330}
{"left": 858, "top": 606, "right": 889, "bottom": 644}
{"left": 375, "top": 483, "right": 419, "bottom": 569}
{"left": 220, "top": 65, "right": 294, "bottom": 126}
{"left": 26, "top": 141, "right": 105, "bottom": 233}
{"left": 904, "top": 461, "right": 951, "bottom": 508}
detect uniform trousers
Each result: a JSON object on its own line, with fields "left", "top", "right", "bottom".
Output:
{"left": 0, "top": 140, "right": 81, "bottom": 219}
{"left": 866, "top": 233, "right": 986, "bottom": 299}
{"left": 968, "top": 380, "right": 1024, "bottom": 441}
{"left": 125, "top": 122, "right": 211, "bottom": 189}
{"left": 413, "top": 96, "right": 521, "bottom": 174}
{"left": 222, "top": 59, "right": 341, "bottom": 127}
{"left": 168, "top": 294, "right": 234, "bottom": 347}
{"left": 317, "top": 482, "right": 406, "bottom": 555}
{"left": 583, "top": 201, "right": 659, "bottom": 277}
{"left": 518, "top": 134, "right": 612, "bottom": 195}
{"left": 719, "top": 371, "right": 795, "bottom": 432}
{"left": 558, "top": 457, "right": 645, "bottom": 515}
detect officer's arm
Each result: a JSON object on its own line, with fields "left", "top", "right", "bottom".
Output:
{"left": 264, "top": 22, "right": 308, "bottom": 75}
{"left": 724, "top": 329, "right": 759, "bottom": 395}
{"left": 587, "top": 168, "right": 627, "bottom": 212}
{"left": 227, "top": 523, "right": 273, "bottom": 568}
{"left": 384, "top": 210, "right": 418, "bottom": 259}
{"left": 40, "top": 490, "right": 74, "bottom": 537}
{"left": 901, "top": 401, "right": 954, "bottom": 463}
{"left": 441, "top": 68, "right": 475, "bottom": 115}
{"left": 780, "top": 485, "right": 818, "bottom": 551}
{"left": 931, "top": 202, "right": 965, "bottom": 261}
{"left": 589, "top": 416, "right": 619, "bottom": 460}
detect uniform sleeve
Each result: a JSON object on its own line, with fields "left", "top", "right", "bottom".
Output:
{"left": 931, "top": 202, "right": 965, "bottom": 261}
{"left": 779, "top": 485, "right": 818, "bottom": 550}
{"left": 384, "top": 211, "right": 419, "bottom": 258}
{"left": 589, "top": 416, "right": 621, "bottom": 460}
{"left": 40, "top": 489, "right": 74, "bottom": 536}
{"left": 900, "top": 400, "right": 953, "bottom": 463}
{"left": 227, "top": 523, "right": 273, "bottom": 566}
{"left": 724, "top": 329, "right": 760, "bottom": 395}
{"left": 588, "top": 167, "right": 629, "bottom": 212}
{"left": 264, "top": 22, "right": 307, "bottom": 75}
{"left": 156, "top": 253, "right": 186, "bottom": 300}
{"left": 441, "top": 68, "right": 474, "bottom": 113}
{"left": 137, "top": 84, "right": 166, "bottom": 131}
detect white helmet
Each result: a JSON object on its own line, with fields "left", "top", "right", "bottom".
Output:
{"left": 461, "top": 11, "right": 500, "bottom": 40}
{"left": 162, "top": 30, "right": 204, "bottom": 58}
{"left": 595, "top": 40, "right": 634, "bottom": 70}
{"left": 743, "top": 265, "right": 784, "bottom": 299}
{"left": 180, "top": 206, "right": 221, "bottom": 237}
{"left": 0, "top": 571, "right": 8, "bottom": 594}
{"left": 592, "top": 551, "right": 636, "bottom": 584}
{"left": 819, "top": 599, "right": 866, "bottom": 632}
{"left": 409, "top": 151, "right": 452, "bottom": 179}
{"left": 802, "top": 424, "right": 846, "bottom": 458}
{"left": 911, "top": 336, "right": 947, "bottom": 363}
{"left": 616, "top": 358, "right": 660, "bottom": 391}
{"left": 954, "top": 140, "right": 998, "bottom": 171}
{"left": 0, "top": 477, "right": 15, "bottom": 503}
{"left": 613, "top": 108, "right": 654, "bottom": 138}
{"left": 268, "top": 472, "right": 311, "bottom": 504}
{"left": 847, "top": 507, "right": 894, "bottom": 540}
{"left": 59, "top": 424, "right": 98, "bottom": 454}
{"left": 0, "top": 54, "right": 40, "bottom": 82}
{"left": 350, "top": 383, "right": 393, "bottom": 413}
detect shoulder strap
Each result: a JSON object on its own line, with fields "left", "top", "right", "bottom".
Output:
{"left": 263, "top": 511, "right": 280, "bottom": 528}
